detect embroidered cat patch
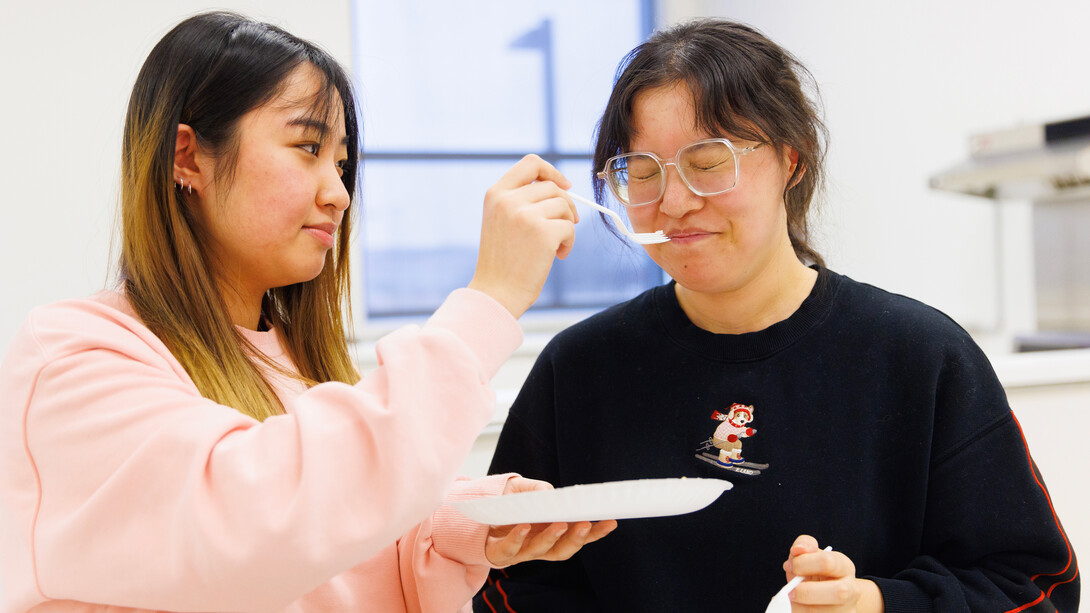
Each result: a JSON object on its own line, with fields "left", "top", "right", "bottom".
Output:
{"left": 695, "top": 403, "right": 768, "bottom": 476}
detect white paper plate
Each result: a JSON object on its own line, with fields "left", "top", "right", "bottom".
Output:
{"left": 451, "top": 477, "right": 732, "bottom": 525}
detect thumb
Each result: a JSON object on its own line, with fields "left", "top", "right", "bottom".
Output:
{"left": 789, "top": 534, "right": 820, "bottom": 558}
{"left": 503, "top": 477, "right": 555, "bottom": 495}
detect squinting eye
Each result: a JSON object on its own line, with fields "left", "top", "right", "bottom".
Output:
{"left": 299, "top": 143, "right": 319, "bottom": 155}
{"left": 627, "top": 164, "right": 660, "bottom": 181}
{"left": 687, "top": 160, "right": 726, "bottom": 172}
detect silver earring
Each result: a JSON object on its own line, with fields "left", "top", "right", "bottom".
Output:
{"left": 188, "top": 181, "right": 193, "bottom": 194}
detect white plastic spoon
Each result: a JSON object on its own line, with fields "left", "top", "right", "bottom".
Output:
{"left": 566, "top": 191, "right": 669, "bottom": 244}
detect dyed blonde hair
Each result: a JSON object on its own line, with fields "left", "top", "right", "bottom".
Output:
{"left": 120, "top": 11, "right": 361, "bottom": 420}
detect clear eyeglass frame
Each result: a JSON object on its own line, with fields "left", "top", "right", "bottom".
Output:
{"left": 596, "top": 137, "right": 762, "bottom": 208}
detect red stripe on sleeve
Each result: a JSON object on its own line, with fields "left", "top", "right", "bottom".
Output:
{"left": 481, "top": 576, "right": 499, "bottom": 613}
{"left": 1044, "top": 566, "right": 1079, "bottom": 598}
{"left": 495, "top": 577, "right": 517, "bottom": 613}
{"left": 1000, "top": 411, "right": 1077, "bottom": 613}
{"left": 1003, "top": 592, "right": 1045, "bottom": 613}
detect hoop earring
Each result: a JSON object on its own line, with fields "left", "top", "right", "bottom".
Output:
{"left": 188, "top": 181, "right": 193, "bottom": 195}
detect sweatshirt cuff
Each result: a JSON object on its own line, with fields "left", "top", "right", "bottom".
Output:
{"left": 867, "top": 577, "right": 934, "bottom": 613}
{"left": 431, "top": 473, "right": 517, "bottom": 568}
{"left": 425, "top": 288, "right": 523, "bottom": 381}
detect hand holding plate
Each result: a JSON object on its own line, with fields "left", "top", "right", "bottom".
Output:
{"left": 483, "top": 477, "right": 617, "bottom": 567}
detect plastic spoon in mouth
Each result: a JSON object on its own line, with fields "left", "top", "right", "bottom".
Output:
{"left": 566, "top": 191, "right": 669, "bottom": 244}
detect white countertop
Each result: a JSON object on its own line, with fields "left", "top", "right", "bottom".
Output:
{"left": 988, "top": 347, "right": 1090, "bottom": 388}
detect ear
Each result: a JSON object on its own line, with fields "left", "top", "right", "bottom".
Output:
{"left": 173, "top": 124, "right": 209, "bottom": 194}
{"left": 785, "top": 146, "right": 806, "bottom": 189}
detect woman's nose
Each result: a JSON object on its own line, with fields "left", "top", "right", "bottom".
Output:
{"left": 658, "top": 164, "right": 702, "bottom": 218}
{"left": 319, "top": 169, "right": 351, "bottom": 211}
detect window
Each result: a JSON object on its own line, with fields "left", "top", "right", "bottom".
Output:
{"left": 352, "top": 0, "right": 662, "bottom": 319}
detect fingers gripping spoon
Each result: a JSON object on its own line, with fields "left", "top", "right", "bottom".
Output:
{"left": 764, "top": 545, "right": 834, "bottom": 613}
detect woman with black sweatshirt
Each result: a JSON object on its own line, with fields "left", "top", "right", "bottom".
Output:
{"left": 476, "top": 18, "right": 1078, "bottom": 613}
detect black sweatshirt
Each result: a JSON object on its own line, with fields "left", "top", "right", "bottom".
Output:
{"left": 475, "top": 268, "right": 1078, "bottom": 613}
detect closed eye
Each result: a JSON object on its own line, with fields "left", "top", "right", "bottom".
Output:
{"left": 687, "top": 161, "right": 726, "bottom": 172}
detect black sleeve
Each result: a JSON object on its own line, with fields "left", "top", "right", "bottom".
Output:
{"left": 473, "top": 349, "right": 603, "bottom": 612}
{"left": 872, "top": 338, "right": 1079, "bottom": 612}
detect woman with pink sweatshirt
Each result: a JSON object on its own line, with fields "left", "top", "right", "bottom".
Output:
{"left": 0, "top": 11, "right": 614, "bottom": 612}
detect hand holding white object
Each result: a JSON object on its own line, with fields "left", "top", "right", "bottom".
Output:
{"left": 468, "top": 155, "right": 579, "bottom": 318}
{"left": 483, "top": 477, "right": 617, "bottom": 567}
{"left": 777, "top": 535, "right": 884, "bottom": 612}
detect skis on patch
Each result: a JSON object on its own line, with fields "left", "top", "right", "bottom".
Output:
{"left": 695, "top": 452, "right": 766, "bottom": 475}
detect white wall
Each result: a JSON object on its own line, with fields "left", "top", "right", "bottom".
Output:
{"left": 0, "top": 0, "right": 351, "bottom": 359}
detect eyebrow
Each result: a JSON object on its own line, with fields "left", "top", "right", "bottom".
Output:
{"left": 286, "top": 117, "right": 349, "bottom": 145}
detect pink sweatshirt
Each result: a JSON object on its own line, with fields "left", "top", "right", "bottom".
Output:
{"left": 0, "top": 288, "right": 522, "bottom": 612}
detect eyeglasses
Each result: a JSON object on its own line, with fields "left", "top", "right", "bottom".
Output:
{"left": 597, "top": 138, "right": 762, "bottom": 207}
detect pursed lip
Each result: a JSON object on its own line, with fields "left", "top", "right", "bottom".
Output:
{"left": 303, "top": 222, "right": 338, "bottom": 248}
{"left": 304, "top": 222, "right": 338, "bottom": 235}
{"left": 665, "top": 228, "right": 716, "bottom": 241}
